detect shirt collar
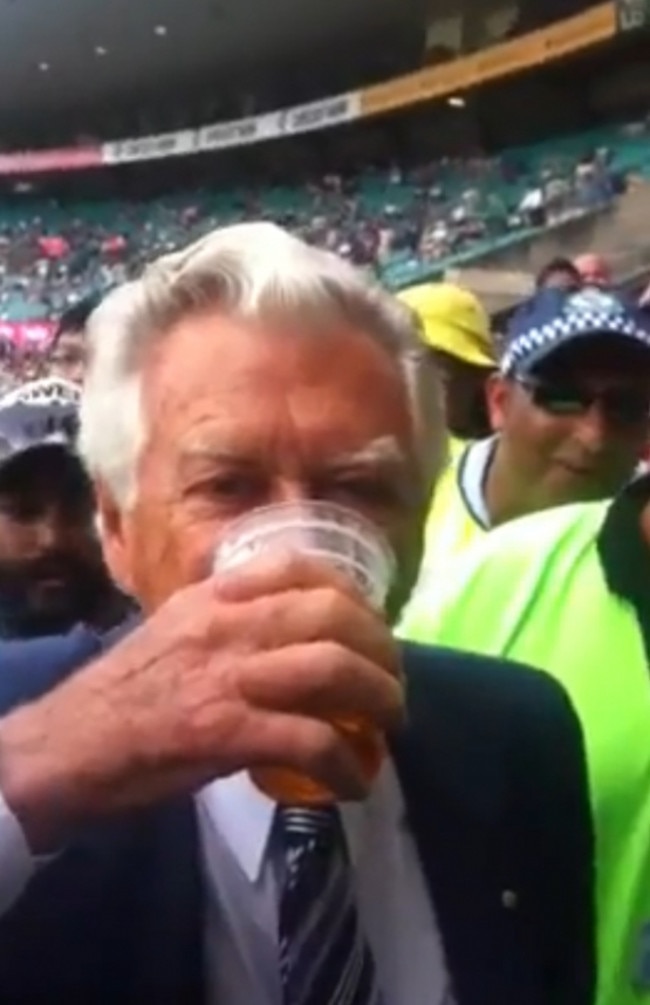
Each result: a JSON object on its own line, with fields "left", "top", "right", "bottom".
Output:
{"left": 597, "top": 473, "right": 650, "bottom": 607}
{"left": 200, "top": 759, "right": 406, "bottom": 883}
{"left": 456, "top": 436, "right": 497, "bottom": 530}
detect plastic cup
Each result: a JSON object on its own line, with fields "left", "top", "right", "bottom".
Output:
{"left": 214, "top": 501, "right": 396, "bottom": 805}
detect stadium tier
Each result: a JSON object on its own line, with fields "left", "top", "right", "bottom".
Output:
{"left": 0, "top": 119, "right": 643, "bottom": 335}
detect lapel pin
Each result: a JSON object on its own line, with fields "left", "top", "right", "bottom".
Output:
{"left": 501, "top": 889, "right": 518, "bottom": 909}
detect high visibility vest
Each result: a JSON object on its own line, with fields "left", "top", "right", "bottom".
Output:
{"left": 401, "top": 437, "right": 492, "bottom": 618}
{"left": 406, "top": 500, "right": 650, "bottom": 1005}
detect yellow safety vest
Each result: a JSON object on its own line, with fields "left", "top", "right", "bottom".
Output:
{"left": 401, "top": 436, "right": 493, "bottom": 619}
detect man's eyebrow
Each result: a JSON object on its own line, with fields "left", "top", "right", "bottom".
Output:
{"left": 176, "top": 440, "right": 254, "bottom": 466}
{"left": 175, "top": 435, "right": 411, "bottom": 479}
{"left": 321, "top": 437, "right": 409, "bottom": 470}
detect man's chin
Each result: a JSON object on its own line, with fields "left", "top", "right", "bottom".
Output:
{"left": 29, "top": 581, "right": 77, "bottom": 612}
{"left": 26, "top": 581, "right": 100, "bottom": 630}
{"left": 547, "top": 466, "right": 610, "bottom": 505}
{"left": 8, "top": 605, "right": 79, "bottom": 638}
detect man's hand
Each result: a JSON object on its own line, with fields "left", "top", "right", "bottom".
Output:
{"left": 0, "top": 552, "right": 403, "bottom": 849}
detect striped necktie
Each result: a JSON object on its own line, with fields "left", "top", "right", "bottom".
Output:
{"left": 277, "top": 805, "right": 384, "bottom": 1005}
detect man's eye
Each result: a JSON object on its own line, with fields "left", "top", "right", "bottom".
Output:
{"left": 331, "top": 479, "right": 396, "bottom": 505}
{"left": 210, "top": 476, "right": 247, "bottom": 494}
{"left": 207, "top": 474, "right": 262, "bottom": 500}
{"left": 0, "top": 501, "right": 40, "bottom": 521}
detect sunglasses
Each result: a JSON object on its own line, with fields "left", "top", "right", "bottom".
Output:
{"left": 516, "top": 376, "right": 650, "bottom": 425}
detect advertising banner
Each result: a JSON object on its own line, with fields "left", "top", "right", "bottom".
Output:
{"left": 102, "top": 129, "right": 200, "bottom": 165}
{"left": 0, "top": 89, "right": 362, "bottom": 174}
{"left": 198, "top": 112, "right": 278, "bottom": 152}
{"left": 0, "top": 146, "right": 102, "bottom": 175}
{"left": 277, "top": 93, "right": 360, "bottom": 135}
{"left": 101, "top": 92, "right": 362, "bottom": 165}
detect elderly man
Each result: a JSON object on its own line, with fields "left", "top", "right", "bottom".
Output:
{"left": 0, "top": 224, "right": 593, "bottom": 1005}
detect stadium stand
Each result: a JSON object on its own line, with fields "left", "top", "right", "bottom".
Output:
{"left": 0, "top": 117, "right": 639, "bottom": 336}
{"left": 0, "top": 0, "right": 648, "bottom": 383}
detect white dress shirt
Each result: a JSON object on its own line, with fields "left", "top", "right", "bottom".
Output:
{"left": 0, "top": 759, "right": 452, "bottom": 1004}
{"left": 198, "top": 759, "right": 452, "bottom": 1004}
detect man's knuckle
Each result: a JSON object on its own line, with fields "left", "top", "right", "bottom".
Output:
{"left": 314, "top": 585, "right": 348, "bottom": 625}
{"left": 311, "top": 639, "right": 349, "bottom": 680}
{"left": 303, "top": 721, "right": 339, "bottom": 768}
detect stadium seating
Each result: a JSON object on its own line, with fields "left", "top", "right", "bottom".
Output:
{"left": 0, "top": 118, "right": 645, "bottom": 326}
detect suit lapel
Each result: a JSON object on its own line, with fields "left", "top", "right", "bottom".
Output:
{"left": 390, "top": 645, "right": 542, "bottom": 1005}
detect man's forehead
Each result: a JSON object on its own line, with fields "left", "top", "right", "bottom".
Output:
{"left": 142, "top": 313, "right": 414, "bottom": 450}
{"left": 142, "top": 309, "right": 403, "bottom": 393}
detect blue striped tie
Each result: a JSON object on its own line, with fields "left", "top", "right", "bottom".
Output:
{"left": 277, "top": 805, "right": 384, "bottom": 1005}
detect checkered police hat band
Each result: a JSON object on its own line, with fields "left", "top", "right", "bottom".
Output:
{"left": 501, "top": 310, "right": 650, "bottom": 375}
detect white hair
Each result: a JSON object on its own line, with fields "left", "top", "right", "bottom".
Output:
{"left": 79, "top": 221, "right": 445, "bottom": 508}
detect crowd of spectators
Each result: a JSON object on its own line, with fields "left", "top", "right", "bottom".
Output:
{"left": 0, "top": 120, "right": 634, "bottom": 401}
{"left": 0, "top": 136, "right": 625, "bottom": 339}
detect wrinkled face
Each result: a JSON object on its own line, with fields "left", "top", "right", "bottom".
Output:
{"left": 487, "top": 339, "right": 650, "bottom": 509}
{"left": 100, "top": 310, "right": 429, "bottom": 621}
{"left": 49, "top": 329, "right": 86, "bottom": 386}
{"left": 0, "top": 449, "right": 111, "bottom": 634}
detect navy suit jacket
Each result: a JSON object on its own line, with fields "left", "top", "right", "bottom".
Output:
{"left": 0, "top": 627, "right": 595, "bottom": 1005}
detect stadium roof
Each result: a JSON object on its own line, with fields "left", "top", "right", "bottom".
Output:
{"left": 0, "top": 0, "right": 419, "bottom": 117}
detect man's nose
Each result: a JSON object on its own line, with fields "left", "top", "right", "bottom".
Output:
{"left": 32, "top": 512, "right": 67, "bottom": 550}
{"left": 573, "top": 402, "right": 612, "bottom": 451}
{"left": 69, "top": 362, "right": 85, "bottom": 385}
{"left": 270, "top": 481, "right": 315, "bottom": 506}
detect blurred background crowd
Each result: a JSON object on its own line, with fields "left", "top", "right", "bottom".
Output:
{"left": 0, "top": 123, "right": 635, "bottom": 323}
{"left": 0, "top": 115, "right": 646, "bottom": 392}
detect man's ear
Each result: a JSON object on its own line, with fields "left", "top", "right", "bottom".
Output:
{"left": 485, "top": 373, "right": 512, "bottom": 433}
{"left": 94, "top": 479, "right": 135, "bottom": 595}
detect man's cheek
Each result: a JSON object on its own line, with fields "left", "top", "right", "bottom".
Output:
{"left": 183, "top": 528, "right": 221, "bottom": 584}
{"left": 152, "top": 532, "right": 211, "bottom": 601}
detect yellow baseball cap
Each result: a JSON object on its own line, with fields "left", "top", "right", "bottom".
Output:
{"left": 398, "top": 282, "right": 495, "bottom": 368}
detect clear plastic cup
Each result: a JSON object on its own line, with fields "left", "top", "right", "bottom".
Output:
{"left": 214, "top": 501, "right": 396, "bottom": 805}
